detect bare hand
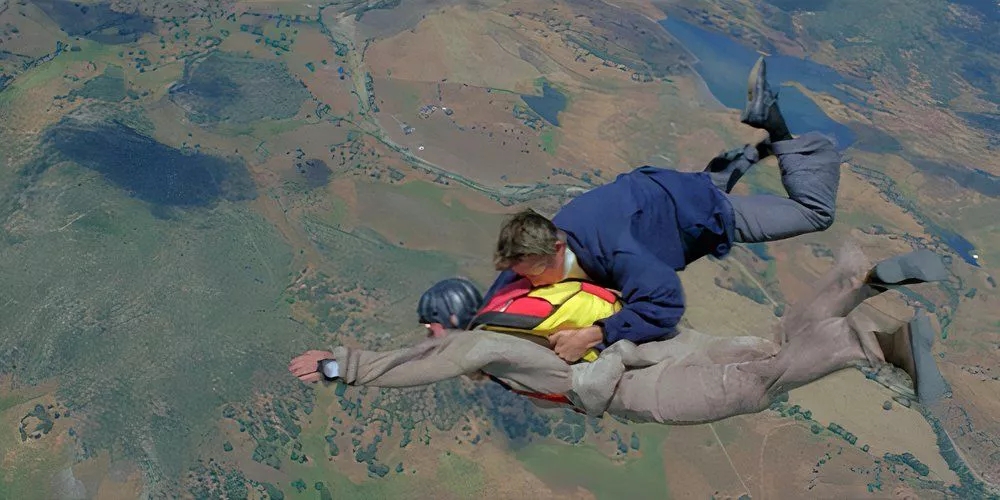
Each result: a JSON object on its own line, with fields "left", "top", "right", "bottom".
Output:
{"left": 288, "top": 349, "right": 334, "bottom": 384}
{"left": 549, "top": 326, "right": 603, "bottom": 362}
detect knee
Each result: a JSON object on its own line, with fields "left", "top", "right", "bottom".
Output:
{"left": 811, "top": 210, "right": 835, "bottom": 232}
{"left": 724, "top": 371, "right": 773, "bottom": 416}
{"left": 810, "top": 146, "right": 844, "bottom": 176}
{"left": 806, "top": 190, "right": 838, "bottom": 231}
{"left": 794, "top": 133, "right": 843, "bottom": 169}
{"left": 799, "top": 131, "right": 839, "bottom": 153}
{"left": 808, "top": 208, "right": 836, "bottom": 233}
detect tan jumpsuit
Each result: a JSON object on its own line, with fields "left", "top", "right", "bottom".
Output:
{"left": 328, "top": 244, "right": 913, "bottom": 424}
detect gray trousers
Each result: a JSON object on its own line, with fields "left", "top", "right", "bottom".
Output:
{"left": 707, "top": 132, "right": 842, "bottom": 243}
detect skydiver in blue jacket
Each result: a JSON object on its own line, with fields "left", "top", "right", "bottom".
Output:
{"left": 485, "top": 56, "right": 844, "bottom": 362}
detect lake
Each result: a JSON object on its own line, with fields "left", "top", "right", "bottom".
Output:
{"left": 940, "top": 229, "right": 980, "bottom": 267}
{"left": 659, "top": 16, "right": 985, "bottom": 267}
{"left": 659, "top": 17, "right": 867, "bottom": 148}
{"left": 521, "top": 82, "right": 567, "bottom": 127}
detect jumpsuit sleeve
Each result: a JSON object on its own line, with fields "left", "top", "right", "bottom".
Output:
{"left": 331, "top": 331, "right": 573, "bottom": 394}
{"left": 332, "top": 332, "right": 495, "bottom": 388}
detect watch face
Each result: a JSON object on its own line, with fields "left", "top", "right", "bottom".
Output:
{"left": 320, "top": 359, "right": 339, "bottom": 379}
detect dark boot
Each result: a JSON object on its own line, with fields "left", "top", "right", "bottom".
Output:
{"left": 865, "top": 249, "right": 949, "bottom": 291}
{"left": 907, "top": 311, "right": 950, "bottom": 405}
{"left": 875, "top": 311, "right": 950, "bottom": 405}
{"left": 740, "top": 56, "right": 792, "bottom": 142}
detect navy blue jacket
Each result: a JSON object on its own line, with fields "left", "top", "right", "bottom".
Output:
{"left": 483, "top": 167, "right": 735, "bottom": 348}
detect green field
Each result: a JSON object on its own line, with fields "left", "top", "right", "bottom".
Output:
{"left": 516, "top": 425, "right": 671, "bottom": 499}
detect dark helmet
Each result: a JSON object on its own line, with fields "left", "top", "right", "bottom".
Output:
{"left": 417, "top": 278, "right": 484, "bottom": 329}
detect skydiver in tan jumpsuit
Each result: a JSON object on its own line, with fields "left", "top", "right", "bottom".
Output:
{"left": 289, "top": 243, "right": 950, "bottom": 423}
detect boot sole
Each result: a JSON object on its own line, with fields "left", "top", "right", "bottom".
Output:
{"left": 748, "top": 56, "right": 764, "bottom": 102}
{"left": 742, "top": 56, "right": 766, "bottom": 124}
{"left": 873, "top": 249, "right": 949, "bottom": 286}
{"left": 908, "top": 313, "right": 949, "bottom": 405}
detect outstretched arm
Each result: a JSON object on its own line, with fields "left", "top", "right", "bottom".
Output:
{"left": 333, "top": 332, "right": 494, "bottom": 387}
{"left": 290, "top": 331, "right": 574, "bottom": 394}
{"left": 290, "top": 332, "right": 496, "bottom": 388}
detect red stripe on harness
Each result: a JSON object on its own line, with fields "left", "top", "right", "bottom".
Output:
{"left": 476, "top": 278, "right": 553, "bottom": 318}
{"left": 502, "top": 296, "right": 553, "bottom": 316}
{"left": 478, "top": 279, "right": 532, "bottom": 313}
{"left": 486, "top": 373, "right": 578, "bottom": 410}
{"left": 580, "top": 282, "right": 617, "bottom": 304}
{"left": 508, "top": 389, "right": 574, "bottom": 406}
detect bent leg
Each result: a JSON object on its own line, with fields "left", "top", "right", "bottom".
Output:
{"left": 728, "top": 132, "right": 842, "bottom": 243}
{"left": 608, "top": 315, "right": 873, "bottom": 425}
{"left": 780, "top": 241, "right": 876, "bottom": 344}
{"left": 575, "top": 330, "right": 780, "bottom": 417}
{"left": 610, "top": 355, "right": 776, "bottom": 424}
{"left": 606, "top": 247, "right": 945, "bottom": 424}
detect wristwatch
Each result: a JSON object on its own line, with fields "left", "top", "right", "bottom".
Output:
{"left": 317, "top": 359, "right": 340, "bottom": 381}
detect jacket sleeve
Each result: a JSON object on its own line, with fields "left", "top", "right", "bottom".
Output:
{"left": 595, "top": 235, "right": 685, "bottom": 347}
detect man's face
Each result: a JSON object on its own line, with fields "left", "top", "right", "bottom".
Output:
{"left": 510, "top": 241, "right": 566, "bottom": 287}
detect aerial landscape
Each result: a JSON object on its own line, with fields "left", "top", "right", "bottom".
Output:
{"left": 0, "top": 0, "right": 998, "bottom": 498}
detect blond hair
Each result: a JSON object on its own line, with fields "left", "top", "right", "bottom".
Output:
{"left": 493, "top": 208, "right": 560, "bottom": 270}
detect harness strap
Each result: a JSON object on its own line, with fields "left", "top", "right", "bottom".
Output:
{"left": 485, "top": 373, "right": 580, "bottom": 411}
